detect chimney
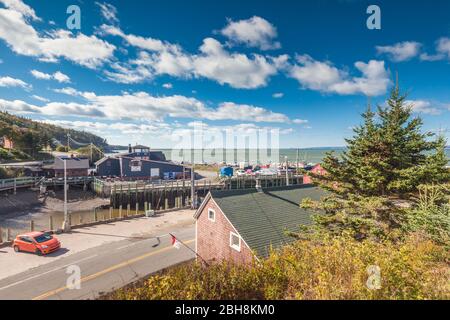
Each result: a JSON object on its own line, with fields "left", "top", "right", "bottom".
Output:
{"left": 128, "top": 144, "right": 132, "bottom": 153}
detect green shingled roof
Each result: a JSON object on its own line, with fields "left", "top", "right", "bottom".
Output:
{"left": 210, "top": 185, "right": 326, "bottom": 258}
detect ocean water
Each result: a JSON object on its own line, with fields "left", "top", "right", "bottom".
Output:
{"left": 110, "top": 147, "right": 450, "bottom": 165}
{"left": 156, "top": 148, "right": 450, "bottom": 165}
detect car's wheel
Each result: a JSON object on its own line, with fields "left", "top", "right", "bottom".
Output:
{"left": 35, "top": 249, "right": 43, "bottom": 256}
{"left": 13, "top": 245, "right": 20, "bottom": 252}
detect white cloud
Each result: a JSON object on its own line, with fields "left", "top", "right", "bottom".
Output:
{"left": 436, "top": 37, "right": 450, "bottom": 59}
{"left": 30, "top": 70, "right": 51, "bottom": 80}
{"left": 221, "top": 16, "right": 280, "bottom": 50}
{"left": 289, "top": 55, "right": 342, "bottom": 91}
{"left": 53, "top": 71, "right": 70, "bottom": 83}
{"left": 0, "top": 4, "right": 115, "bottom": 68}
{"left": 292, "top": 119, "right": 308, "bottom": 124}
{"left": 406, "top": 100, "right": 442, "bottom": 115}
{"left": 30, "top": 70, "right": 70, "bottom": 83}
{"left": 101, "top": 28, "right": 285, "bottom": 88}
{"left": 53, "top": 87, "right": 79, "bottom": 96}
{"left": 42, "top": 119, "right": 171, "bottom": 135}
{"left": 31, "top": 95, "right": 49, "bottom": 102}
{"left": 99, "top": 24, "right": 180, "bottom": 53}
{"left": 0, "top": 98, "right": 105, "bottom": 117}
{"left": 0, "top": 76, "right": 30, "bottom": 89}
{"left": 193, "top": 38, "right": 286, "bottom": 89}
{"left": 419, "top": 52, "right": 445, "bottom": 61}
{"left": 205, "top": 102, "right": 291, "bottom": 122}
{"left": 289, "top": 55, "right": 390, "bottom": 96}
{"left": 376, "top": 41, "right": 421, "bottom": 62}
{"left": 100, "top": 25, "right": 193, "bottom": 83}
{"left": 420, "top": 37, "right": 450, "bottom": 61}
{"left": 272, "top": 92, "right": 284, "bottom": 98}
{"left": 162, "top": 83, "right": 173, "bottom": 89}
{"left": 0, "top": 0, "right": 40, "bottom": 21}
{"left": 96, "top": 2, "right": 119, "bottom": 24}
{"left": 43, "top": 120, "right": 294, "bottom": 147}
{"left": 3, "top": 86, "right": 306, "bottom": 124}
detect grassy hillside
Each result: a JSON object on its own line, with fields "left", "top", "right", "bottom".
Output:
{"left": 0, "top": 111, "right": 109, "bottom": 161}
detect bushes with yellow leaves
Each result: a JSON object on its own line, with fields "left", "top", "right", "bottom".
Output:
{"left": 105, "top": 234, "right": 449, "bottom": 300}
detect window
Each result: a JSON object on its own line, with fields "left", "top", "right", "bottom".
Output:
{"left": 20, "top": 236, "right": 33, "bottom": 243}
{"left": 130, "top": 160, "right": 142, "bottom": 172}
{"left": 34, "top": 234, "right": 53, "bottom": 243}
{"left": 130, "top": 160, "right": 141, "bottom": 167}
{"left": 208, "top": 208, "right": 215, "bottom": 222}
{"left": 229, "top": 232, "right": 241, "bottom": 252}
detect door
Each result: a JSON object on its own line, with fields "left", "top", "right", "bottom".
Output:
{"left": 20, "top": 236, "right": 36, "bottom": 252}
{"left": 150, "top": 168, "right": 160, "bottom": 177}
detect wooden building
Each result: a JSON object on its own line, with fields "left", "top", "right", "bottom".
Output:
{"left": 95, "top": 145, "right": 188, "bottom": 180}
{"left": 43, "top": 156, "right": 90, "bottom": 178}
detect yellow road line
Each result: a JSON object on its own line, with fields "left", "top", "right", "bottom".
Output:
{"left": 32, "top": 239, "right": 195, "bottom": 300}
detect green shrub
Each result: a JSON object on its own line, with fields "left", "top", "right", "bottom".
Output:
{"left": 56, "top": 145, "right": 69, "bottom": 152}
{"left": 404, "top": 184, "right": 450, "bottom": 248}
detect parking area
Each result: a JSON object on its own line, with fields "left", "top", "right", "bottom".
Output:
{"left": 0, "top": 209, "right": 195, "bottom": 281}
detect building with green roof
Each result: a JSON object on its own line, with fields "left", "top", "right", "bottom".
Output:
{"left": 194, "top": 185, "right": 325, "bottom": 264}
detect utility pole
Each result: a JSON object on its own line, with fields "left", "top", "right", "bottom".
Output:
{"left": 191, "top": 162, "right": 196, "bottom": 209}
{"left": 62, "top": 158, "right": 70, "bottom": 232}
{"left": 182, "top": 151, "right": 186, "bottom": 180}
{"left": 285, "top": 156, "right": 289, "bottom": 186}
{"left": 67, "top": 133, "right": 70, "bottom": 152}
{"left": 90, "top": 143, "right": 93, "bottom": 164}
{"left": 296, "top": 148, "right": 300, "bottom": 173}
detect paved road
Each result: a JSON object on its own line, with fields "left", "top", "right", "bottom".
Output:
{"left": 0, "top": 225, "right": 195, "bottom": 300}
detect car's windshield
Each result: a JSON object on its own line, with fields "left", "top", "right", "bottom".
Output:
{"left": 34, "top": 234, "right": 53, "bottom": 243}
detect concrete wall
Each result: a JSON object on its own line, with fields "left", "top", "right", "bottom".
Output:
{"left": 196, "top": 197, "right": 254, "bottom": 265}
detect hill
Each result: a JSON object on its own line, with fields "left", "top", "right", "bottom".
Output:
{"left": 0, "top": 111, "right": 109, "bottom": 160}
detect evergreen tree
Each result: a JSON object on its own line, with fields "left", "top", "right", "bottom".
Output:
{"left": 302, "top": 85, "right": 450, "bottom": 240}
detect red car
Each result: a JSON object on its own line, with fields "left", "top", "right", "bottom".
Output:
{"left": 13, "top": 232, "right": 61, "bottom": 255}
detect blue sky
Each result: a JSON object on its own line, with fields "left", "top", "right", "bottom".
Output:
{"left": 0, "top": 0, "right": 449, "bottom": 148}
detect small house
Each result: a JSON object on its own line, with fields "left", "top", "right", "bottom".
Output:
{"left": 0, "top": 136, "right": 14, "bottom": 150}
{"left": 44, "top": 156, "right": 89, "bottom": 178}
{"left": 194, "top": 185, "right": 325, "bottom": 265}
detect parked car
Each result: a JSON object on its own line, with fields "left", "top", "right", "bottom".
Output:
{"left": 236, "top": 169, "right": 246, "bottom": 176}
{"left": 13, "top": 232, "right": 61, "bottom": 256}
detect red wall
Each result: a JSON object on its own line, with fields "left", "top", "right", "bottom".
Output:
{"left": 303, "top": 164, "right": 326, "bottom": 184}
{"left": 196, "top": 197, "right": 255, "bottom": 265}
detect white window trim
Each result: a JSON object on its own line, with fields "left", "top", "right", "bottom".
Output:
{"left": 229, "top": 232, "right": 241, "bottom": 252}
{"left": 207, "top": 208, "right": 215, "bottom": 222}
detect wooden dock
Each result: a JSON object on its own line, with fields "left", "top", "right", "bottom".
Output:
{"left": 99, "top": 174, "right": 303, "bottom": 210}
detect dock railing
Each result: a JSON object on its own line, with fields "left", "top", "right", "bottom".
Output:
{"left": 0, "top": 177, "right": 40, "bottom": 193}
